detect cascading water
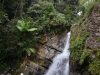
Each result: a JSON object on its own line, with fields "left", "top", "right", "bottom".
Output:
{"left": 45, "top": 32, "right": 71, "bottom": 75}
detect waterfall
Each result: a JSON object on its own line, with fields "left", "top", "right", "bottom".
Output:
{"left": 45, "top": 32, "right": 71, "bottom": 75}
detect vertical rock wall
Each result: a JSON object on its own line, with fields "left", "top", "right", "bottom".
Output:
{"left": 70, "top": 4, "right": 100, "bottom": 75}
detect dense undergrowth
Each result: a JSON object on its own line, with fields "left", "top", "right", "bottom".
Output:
{"left": 0, "top": 0, "right": 78, "bottom": 71}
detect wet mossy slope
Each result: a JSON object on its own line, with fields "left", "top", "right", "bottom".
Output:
{"left": 70, "top": 4, "right": 100, "bottom": 75}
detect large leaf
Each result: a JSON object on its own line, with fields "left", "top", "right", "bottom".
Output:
{"left": 17, "top": 20, "right": 25, "bottom": 31}
{"left": 27, "top": 28, "right": 37, "bottom": 31}
{"left": 17, "top": 20, "right": 31, "bottom": 31}
{"left": 24, "top": 21, "right": 30, "bottom": 30}
{"left": 16, "top": 25, "right": 23, "bottom": 31}
{"left": 17, "top": 20, "right": 25, "bottom": 28}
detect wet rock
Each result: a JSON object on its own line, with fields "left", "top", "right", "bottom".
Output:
{"left": 17, "top": 60, "right": 46, "bottom": 75}
{"left": 13, "top": 30, "right": 68, "bottom": 75}
{"left": 36, "top": 31, "right": 68, "bottom": 70}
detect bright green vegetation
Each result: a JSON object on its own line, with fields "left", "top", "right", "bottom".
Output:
{"left": 0, "top": 0, "right": 78, "bottom": 71}
{"left": 89, "top": 48, "right": 100, "bottom": 75}
{"left": 70, "top": 16, "right": 89, "bottom": 65}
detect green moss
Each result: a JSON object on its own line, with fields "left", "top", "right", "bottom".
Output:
{"left": 89, "top": 60, "right": 100, "bottom": 75}
{"left": 79, "top": 49, "right": 89, "bottom": 65}
{"left": 70, "top": 3, "right": 100, "bottom": 75}
{"left": 95, "top": 37, "right": 100, "bottom": 42}
{"left": 89, "top": 48, "right": 100, "bottom": 75}
{"left": 38, "top": 35, "right": 47, "bottom": 43}
{"left": 70, "top": 19, "right": 89, "bottom": 63}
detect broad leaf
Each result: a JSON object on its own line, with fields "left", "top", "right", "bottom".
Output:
{"left": 27, "top": 28, "right": 37, "bottom": 31}
{"left": 24, "top": 21, "right": 30, "bottom": 30}
{"left": 16, "top": 26, "right": 23, "bottom": 31}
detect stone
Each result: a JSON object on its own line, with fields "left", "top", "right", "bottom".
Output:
{"left": 17, "top": 61, "right": 46, "bottom": 75}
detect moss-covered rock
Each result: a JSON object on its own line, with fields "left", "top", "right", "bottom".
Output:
{"left": 70, "top": 4, "right": 100, "bottom": 75}
{"left": 70, "top": 15, "right": 89, "bottom": 64}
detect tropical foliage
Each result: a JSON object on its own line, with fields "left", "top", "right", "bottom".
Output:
{"left": 0, "top": 0, "right": 79, "bottom": 71}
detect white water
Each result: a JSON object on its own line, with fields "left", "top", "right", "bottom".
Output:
{"left": 45, "top": 32, "right": 71, "bottom": 75}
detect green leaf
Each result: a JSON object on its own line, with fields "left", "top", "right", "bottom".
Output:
{"left": 24, "top": 21, "right": 30, "bottom": 30}
{"left": 29, "top": 48, "right": 36, "bottom": 53}
{"left": 27, "top": 28, "right": 37, "bottom": 31}
{"left": 16, "top": 26, "right": 23, "bottom": 31}
{"left": 26, "top": 48, "right": 36, "bottom": 56}
{"left": 17, "top": 20, "right": 25, "bottom": 29}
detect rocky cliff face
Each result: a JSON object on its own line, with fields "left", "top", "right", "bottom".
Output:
{"left": 7, "top": 30, "right": 68, "bottom": 75}
{"left": 70, "top": 4, "right": 100, "bottom": 75}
